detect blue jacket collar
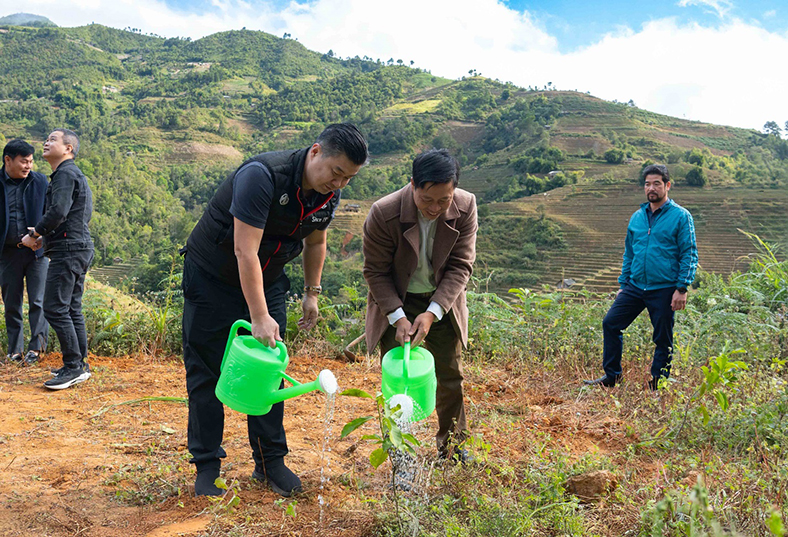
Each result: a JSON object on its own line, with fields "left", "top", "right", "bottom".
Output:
{"left": 640, "top": 198, "right": 673, "bottom": 211}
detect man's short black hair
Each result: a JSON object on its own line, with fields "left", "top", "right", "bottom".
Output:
{"left": 316, "top": 123, "right": 368, "bottom": 165}
{"left": 412, "top": 149, "right": 460, "bottom": 189}
{"left": 642, "top": 164, "right": 670, "bottom": 184}
{"left": 3, "top": 139, "right": 34, "bottom": 161}
{"left": 53, "top": 128, "right": 80, "bottom": 158}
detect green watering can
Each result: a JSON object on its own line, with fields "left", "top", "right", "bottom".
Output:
{"left": 216, "top": 320, "right": 338, "bottom": 416}
{"left": 381, "top": 341, "right": 437, "bottom": 422}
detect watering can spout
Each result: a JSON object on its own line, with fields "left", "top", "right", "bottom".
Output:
{"left": 263, "top": 369, "right": 338, "bottom": 407}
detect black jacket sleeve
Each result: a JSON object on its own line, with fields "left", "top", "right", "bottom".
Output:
{"left": 34, "top": 168, "right": 76, "bottom": 236}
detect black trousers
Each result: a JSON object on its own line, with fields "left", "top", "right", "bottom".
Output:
{"left": 602, "top": 283, "right": 676, "bottom": 380}
{"left": 379, "top": 293, "right": 468, "bottom": 451}
{"left": 0, "top": 246, "right": 49, "bottom": 354}
{"left": 182, "top": 257, "right": 290, "bottom": 473}
{"left": 43, "top": 249, "right": 93, "bottom": 367}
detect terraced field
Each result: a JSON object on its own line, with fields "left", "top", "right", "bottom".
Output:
{"left": 89, "top": 257, "right": 144, "bottom": 287}
{"left": 86, "top": 187, "right": 786, "bottom": 299}
{"left": 330, "top": 199, "right": 371, "bottom": 235}
{"left": 495, "top": 184, "right": 788, "bottom": 293}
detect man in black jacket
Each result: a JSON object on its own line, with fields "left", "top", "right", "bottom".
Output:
{"left": 0, "top": 139, "right": 49, "bottom": 365}
{"left": 182, "top": 123, "right": 367, "bottom": 497}
{"left": 22, "top": 129, "right": 93, "bottom": 390}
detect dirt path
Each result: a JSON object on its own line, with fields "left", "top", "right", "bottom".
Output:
{"left": 0, "top": 352, "right": 633, "bottom": 536}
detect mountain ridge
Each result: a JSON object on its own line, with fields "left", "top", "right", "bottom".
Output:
{"left": 0, "top": 22, "right": 785, "bottom": 293}
{"left": 0, "top": 13, "right": 57, "bottom": 27}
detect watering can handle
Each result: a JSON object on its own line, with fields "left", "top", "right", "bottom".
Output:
{"left": 403, "top": 341, "right": 410, "bottom": 382}
{"left": 221, "top": 319, "right": 286, "bottom": 373}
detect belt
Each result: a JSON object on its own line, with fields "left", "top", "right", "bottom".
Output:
{"left": 44, "top": 240, "right": 94, "bottom": 252}
{"left": 406, "top": 291, "right": 434, "bottom": 299}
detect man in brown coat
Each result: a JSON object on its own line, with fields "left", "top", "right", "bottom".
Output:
{"left": 363, "top": 149, "right": 477, "bottom": 461}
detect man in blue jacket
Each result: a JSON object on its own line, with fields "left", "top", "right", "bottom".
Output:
{"left": 585, "top": 164, "right": 698, "bottom": 390}
{"left": 22, "top": 129, "right": 94, "bottom": 390}
{"left": 0, "top": 139, "right": 49, "bottom": 364}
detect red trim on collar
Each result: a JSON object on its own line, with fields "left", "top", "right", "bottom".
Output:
{"left": 288, "top": 190, "right": 335, "bottom": 236}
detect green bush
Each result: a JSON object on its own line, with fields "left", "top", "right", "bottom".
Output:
{"left": 686, "top": 166, "right": 708, "bottom": 186}
{"left": 604, "top": 148, "right": 626, "bottom": 164}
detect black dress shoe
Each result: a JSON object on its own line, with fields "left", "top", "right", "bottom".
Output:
{"left": 253, "top": 460, "right": 302, "bottom": 497}
{"left": 195, "top": 467, "right": 223, "bottom": 496}
{"left": 648, "top": 376, "right": 667, "bottom": 391}
{"left": 438, "top": 447, "right": 475, "bottom": 464}
{"left": 583, "top": 375, "right": 619, "bottom": 387}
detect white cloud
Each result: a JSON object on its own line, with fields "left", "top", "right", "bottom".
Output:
{"left": 548, "top": 18, "right": 788, "bottom": 130}
{"left": 763, "top": 9, "right": 777, "bottom": 19}
{"left": 11, "top": 0, "right": 788, "bottom": 130}
{"left": 677, "top": 0, "right": 735, "bottom": 19}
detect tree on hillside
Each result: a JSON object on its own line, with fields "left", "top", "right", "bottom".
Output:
{"left": 763, "top": 121, "right": 782, "bottom": 137}
{"left": 686, "top": 147, "right": 706, "bottom": 166}
{"left": 604, "top": 148, "right": 626, "bottom": 164}
{"left": 686, "top": 166, "right": 708, "bottom": 187}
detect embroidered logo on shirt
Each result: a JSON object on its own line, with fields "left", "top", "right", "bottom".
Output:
{"left": 279, "top": 193, "right": 289, "bottom": 205}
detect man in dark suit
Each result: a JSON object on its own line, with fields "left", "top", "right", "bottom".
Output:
{"left": 363, "top": 149, "right": 478, "bottom": 461}
{"left": 0, "top": 139, "right": 48, "bottom": 364}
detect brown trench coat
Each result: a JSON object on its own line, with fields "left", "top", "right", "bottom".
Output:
{"left": 362, "top": 184, "right": 478, "bottom": 351}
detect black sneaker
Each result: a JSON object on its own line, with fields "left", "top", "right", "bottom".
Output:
{"left": 51, "top": 361, "right": 90, "bottom": 376}
{"left": 44, "top": 365, "right": 91, "bottom": 390}
{"left": 24, "top": 350, "right": 40, "bottom": 365}
{"left": 252, "top": 460, "right": 302, "bottom": 497}
{"left": 6, "top": 353, "right": 23, "bottom": 364}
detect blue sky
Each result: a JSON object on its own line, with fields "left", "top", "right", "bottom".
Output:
{"left": 137, "top": 0, "right": 787, "bottom": 52}
{"left": 11, "top": 0, "right": 788, "bottom": 130}
{"left": 504, "top": 0, "right": 785, "bottom": 51}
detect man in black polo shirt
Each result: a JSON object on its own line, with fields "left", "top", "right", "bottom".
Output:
{"left": 182, "top": 123, "right": 368, "bottom": 497}
{"left": 0, "top": 139, "right": 49, "bottom": 365}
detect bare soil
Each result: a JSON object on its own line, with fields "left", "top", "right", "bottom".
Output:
{"left": 0, "top": 350, "right": 645, "bottom": 536}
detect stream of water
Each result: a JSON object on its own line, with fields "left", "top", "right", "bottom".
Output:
{"left": 318, "top": 390, "right": 337, "bottom": 531}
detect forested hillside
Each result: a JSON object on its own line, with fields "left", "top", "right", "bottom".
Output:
{"left": 1, "top": 22, "right": 786, "bottom": 294}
